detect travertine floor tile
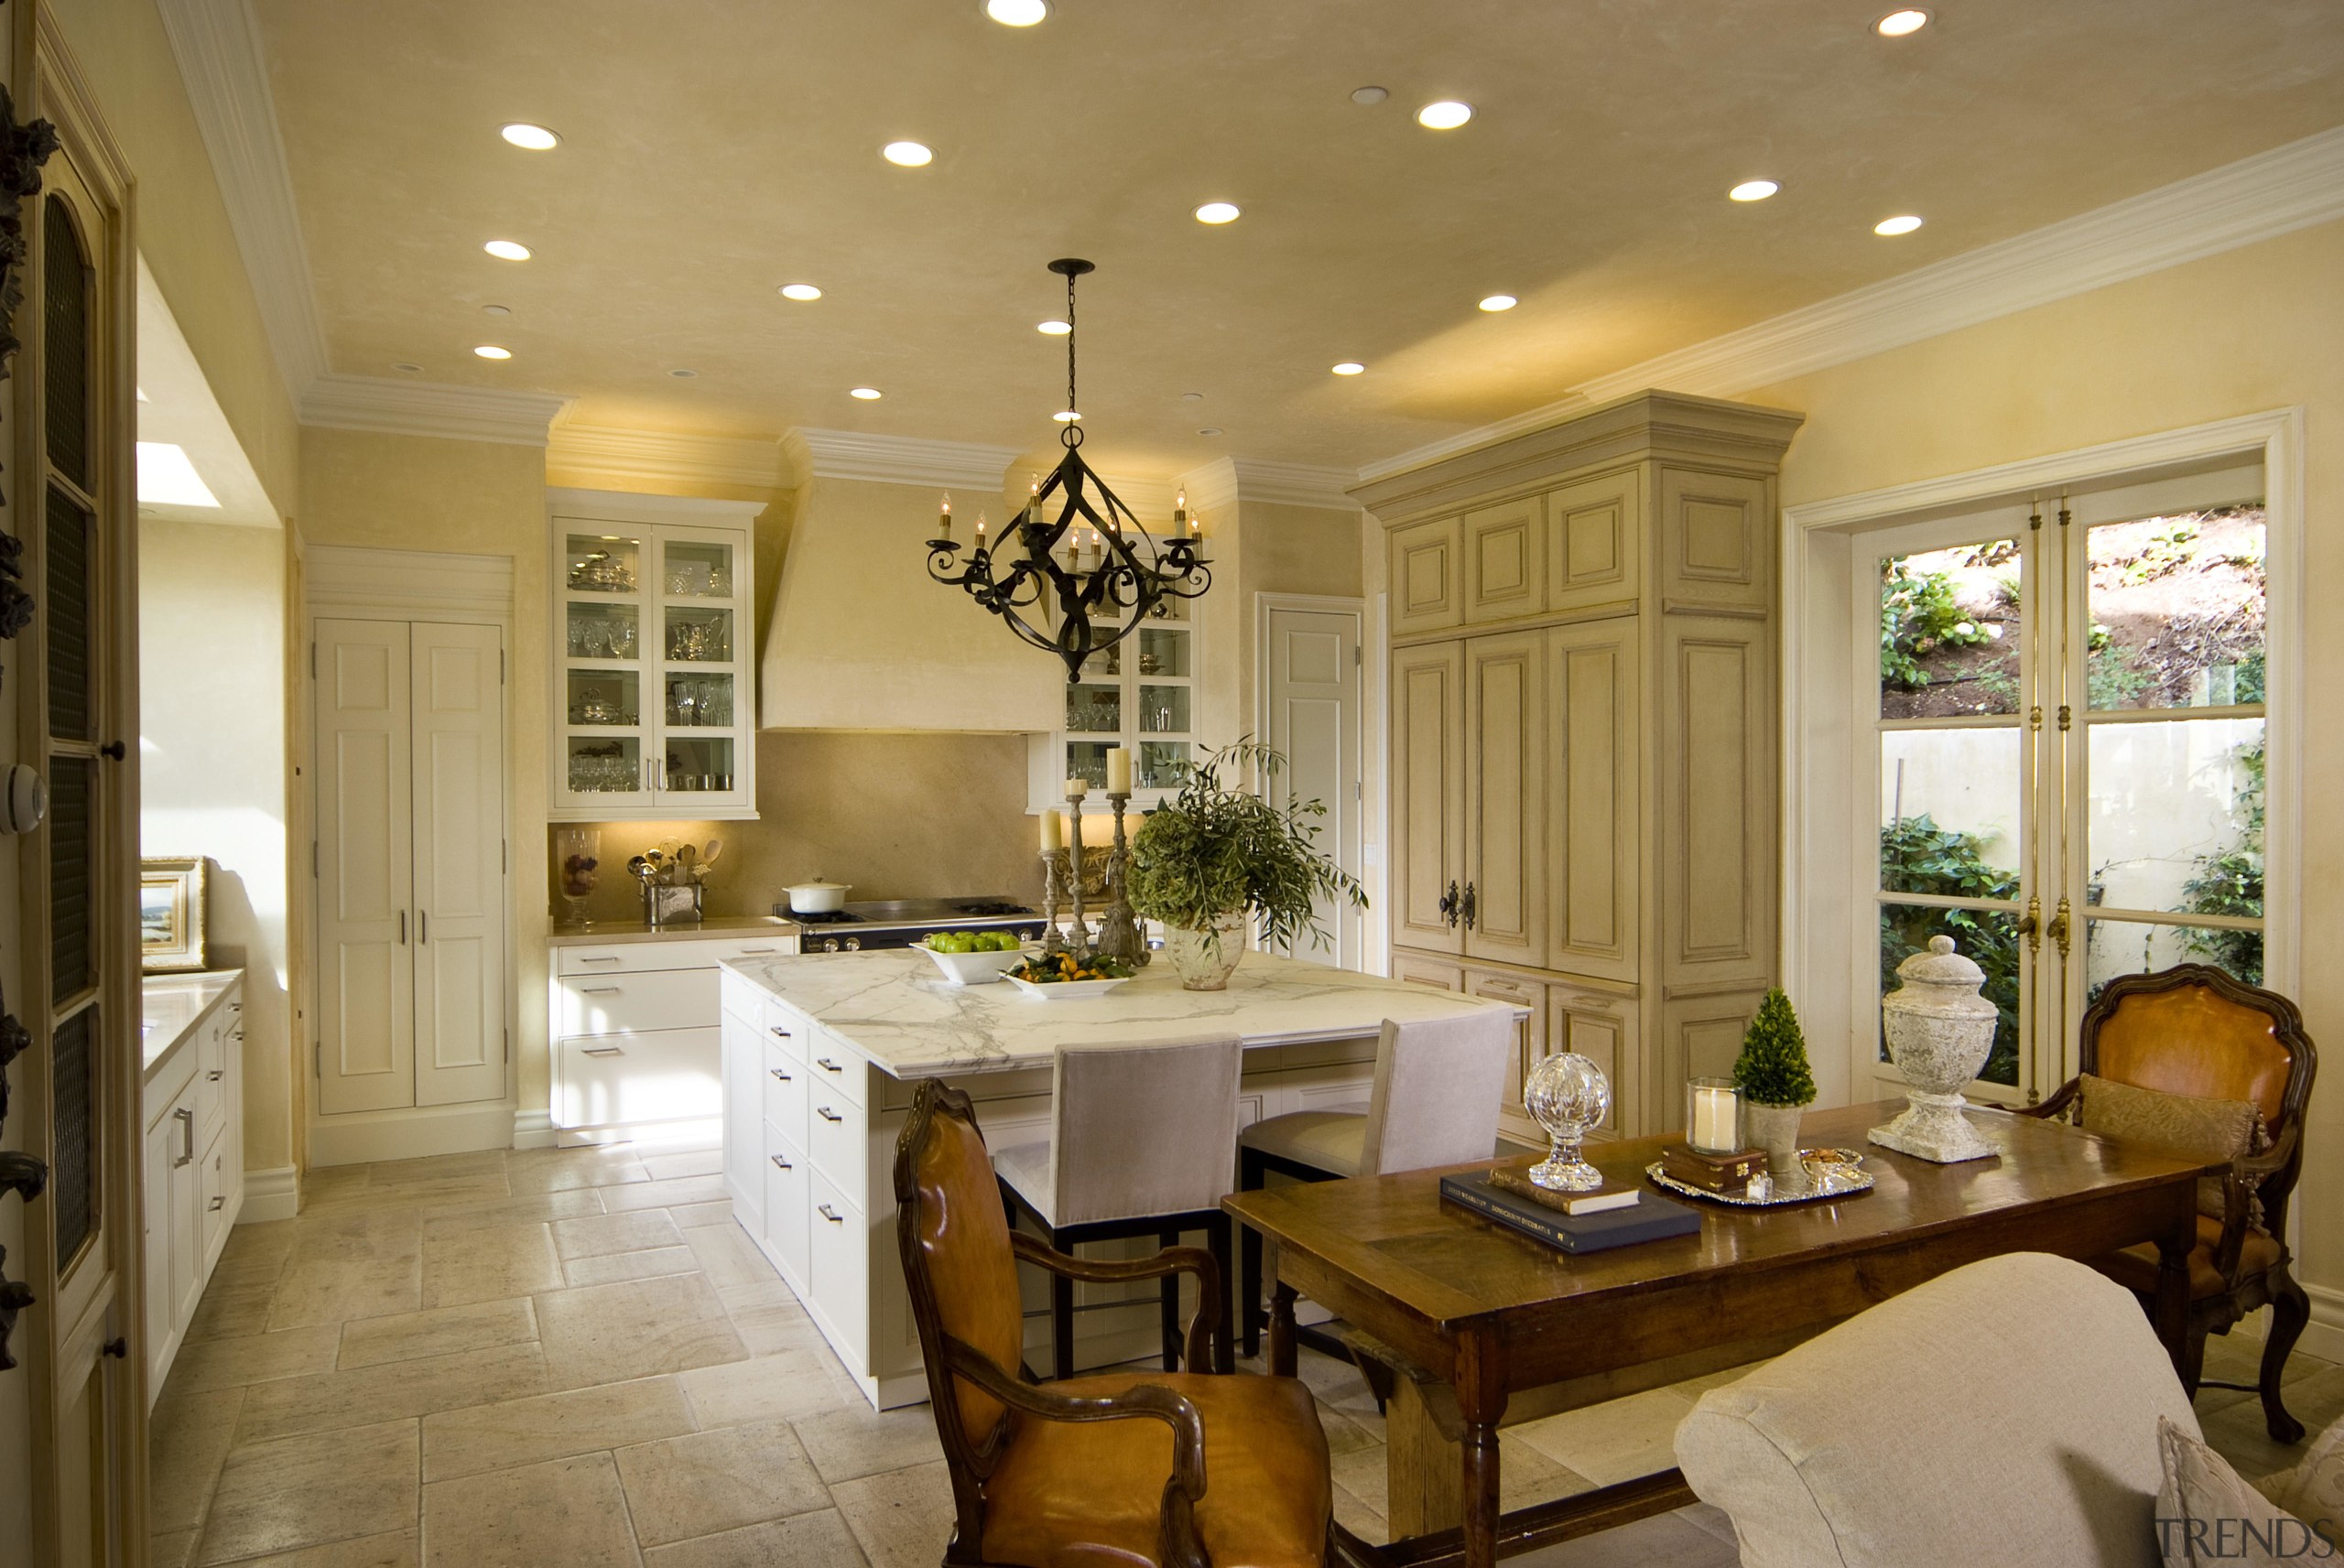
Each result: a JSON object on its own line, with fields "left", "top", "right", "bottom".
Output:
{"left": 420, "top": 1452, "right": 640, "bottom": 1568}
{"left": 422, "top": 1376, "right": 695, "bottom": 1483}
{"left": 613, "top": 1417, "right": 831, "bottom": 1546}
{"left": 680, "top": 1224, "right": 779, "bottom": 1290}
{"left": 149, "top": 1385, "right": 245, "bottom": 1531}
{"left": 235, "top": 1342, "right": 548, "bottom": 1443}
{"left": 564, "top": 1245, "right": 700, "bottom": 1288}
{"left": 306, "top": 1171, "right": 509, "bottom": 1212}
{"left": 337, "top": 1296, "right": 537, "bottom": 1370}
{"left": 150, "top": 1528, "right": 199, "bottom": 1568}
{"left": 166, "top": 1325, "right": 342, "bottom": 1395}
{"left": 215, "top": 1530, "right": 421, "bottom": 1567}
{"left": 669, "top": 1200, "right": 735, "bottom": 1229}
{"left": 414, "top": 1189, "right": 608, "bottom": 1236}
{"left": 1329, "top": 1481, "right": 1386, "bottom": 1546}
{"left": 536, "top": 1271, "right": 747, "bottom": 1390}
{"left": 371, "top": 1150, "right": 507, "bottom": 1186}
{"left": 1514, "top": 1509, "right": 1741, "bottom": 1567}
{"left": 788, "top": 1403, "right": 943, "bottom": 1486}
{"left": 1511, "top": 1386, "right": 1699, "bottom": 1487}
{"left": 183, "top": 1272, "right": 278, "bottom": 1343}
{"left": 730, "top": 1299, "right": 828, "bottom": 1357}
{"left": 267, "top": 1252, "right": 423, "bottom": 1331}
{"left": 196, "top": 1418, "right": 418, "bottom": 1564}
{"left": 603, "top": 1174, "right": 729, "bottom": 1212}
{"left": 418, "top": 1221, "right": 563, "bottom": 1309}
{"left": 641, "top": 1509, "right": 869, "bottom": 1568}
{"left": 643, "top": 1148, "right": 724, "bottom": 1181}
{"left": 829, "top": 1460, "right": 958, "bottom": 1568}
{"left": 552, "top": 1208, "right": 684, "bottom": 1260}
{"left": 283, "top": 1209, "right": 422, "bottom": 1264}
{"left": 506, "top": 1147, "right": 651, "bottom": 1194}
{"left": 678, "top": 1346, "right": 855, "bottom": 1428}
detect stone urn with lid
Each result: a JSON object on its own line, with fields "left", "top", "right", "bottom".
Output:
{"left": 1869, "top": 935, "right": 2001, "bottom": 1163}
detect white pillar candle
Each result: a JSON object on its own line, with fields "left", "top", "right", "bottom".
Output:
{"left": 1038, "top": 809, "right": 1062, "bottom": 852}
{"left": 1686, "top": 1078, "right": 1742, "bottom": 1154}
{"left": 1105, "top": 747, "right": 1133, "bottom": 795}
{"left": 1064, "top": 776, "right": 1088, "bottom": 800}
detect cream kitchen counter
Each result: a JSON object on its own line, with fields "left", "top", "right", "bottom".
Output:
{"left": 547, "top": 914, "right": 795, "bottom": 947}
{"left": 715, "top": 947, "right": 1525, "bottom": 1407}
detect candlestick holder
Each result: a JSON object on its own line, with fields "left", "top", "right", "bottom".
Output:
{"left": 1063, "top": 797, "right": 1094, "bottom": 962}
{"left": 1037, "top": 849, "right": 1069, "bottom": 958}
{"left": 1093, "top": 790, "right": 1148, "bottom": 967}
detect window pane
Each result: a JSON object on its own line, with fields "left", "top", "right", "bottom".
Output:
{"left": 2086, "top": 718, "right": 2263, "bottom": 917}
{"left": 1879, "top": 540, "right": 2021, "bottom": 719}
{"left": 43, "top": 197, "right": 91, "bottom": 489}
{"left": 1880, "top": 728, "right": 2021, "bottom": 894}
{"left": 1878, "top": 902, "right": 2022, "bottom": 1086}
{"left": 2087, "top": 917, "right": 2263, "bottom": 1000}
{"left": 2084, "top": 509, "right": 2264, "bottom": 711}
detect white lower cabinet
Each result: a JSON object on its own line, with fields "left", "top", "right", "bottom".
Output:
{"left": 553, "top": 934, "right": 793, "bottom": 1141}
{"left": 143, "top": 976, "right": 244, "bottom": 1399}
{"left": 807, "top": 1169, "right": 869, "bottom": 1367}
{"left": 762, "top": 1124, "right": 809, "bottom": 1292}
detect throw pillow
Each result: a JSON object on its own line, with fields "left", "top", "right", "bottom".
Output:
{"left": 2155, "top": 1416, "right": 2324, "bottom": 1566}
{"left": 2263, "top": 1411, "right": 2344, "bottom": 1529}
{"left": 2079, "top": 1074, "right": 2264, "bottom": 1227}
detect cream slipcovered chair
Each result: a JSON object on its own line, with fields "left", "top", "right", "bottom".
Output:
{"left": 1676, "top": 1252, "right": 2200, "bottom": 1568}
{"left": 1235, "top": 1011, "right": 1514, "bottom": 1357}
{"left": 993, "top": 1033, "right": 1243, "bottom": 1379}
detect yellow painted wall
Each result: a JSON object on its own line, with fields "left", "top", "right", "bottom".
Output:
{"left": 1746, "top": 215, "right": 2344, "bottom": 1331}
{"left": 49, "top": 0, "right": 298, "bottom": 514}
{"left": 297, "top": 427, "right": 552, "bottom": 1116}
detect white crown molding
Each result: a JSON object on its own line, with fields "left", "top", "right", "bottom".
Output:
{"left": 153, "top": 0, "right": 330, "bottom": 395}
{"left": 305, "top": 543, "right": 515, "bottom": 618}
{"left": 1176, "top": 456, "right": 1359, "bottom": 516}
{"left": 300, "top": 374, "right": 572, "bottom": 447}
{"left": 547, "top": 487, "right": 766, "bottom": 525}
{"left": 781, "top": 428, "right": 1019, "bottom": 490}
{"left": 1360, "top": 124, "right": 2344, "bottom": 486}
{"left": 1177, "top": 458, "right": 1240, "bottom": 517}
{"left": 547, "top": 425, "right": 791, "bottom": 492}
{"left": 1091, "top": 470, "right": 1178, "bottom": 521}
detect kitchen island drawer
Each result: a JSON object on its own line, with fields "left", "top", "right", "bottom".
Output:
{"left": 555, "top": 1027, "right": 719, "bottom": 1129}
{"left": 560, "top": 935, "right": 793, "bottom": 979}
{"left": 808, "top": 1170, "right": 868, "bottom": 1367}
{"left": 803, "top": 1028, "right": 865, "bottom": 1108}
{"left": 761, "top": 1043, "right": 806, "bottom": 1134}
{"left": 559, "top": 968, "right": 718, "bottom": 1036}
{"left": 805, "top": 1085, "right": 866, "bottom": 1207}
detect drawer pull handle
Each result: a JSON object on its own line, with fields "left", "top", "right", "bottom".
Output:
{"left": 580, "top": 956, "right": 622, "bottom": 965}
{"left": 581, "top": 986, "right": 622, "bottom": 995}
{"left": 769, "top": 1068, "right": 792, "bottom": 1082}
{"left": 737, "top": 947, "right": 778, "bottom": 956}
{"left": 817, "top": 1057, "right": 842, "bottom": 1073}
{"left": 229, "top": 1002, "right": 244, "bottom": 1012}
{"left": 816, "top": 1107, "right": 843, "bottom": 1123}
{"left": 210, "top": 1196, "right": 225, "bottom": 1212}
{"left": 175, "top": 1107, "right": 196, "bottom": 1166}
{"left": 581, "top": 1045, "right": 625, "bottom": 1058}
{"left": 770, "top": 1028, "right": 792, "bottom": 1039}
{"left": 818, "top": 1204, "right": 844, "bottom": 1223}
{"left": 207, "top": 1069, "right": 223, "bottom": 1082}
{"left": 770, "top": 1153, "right": 792, "bottom": 1171}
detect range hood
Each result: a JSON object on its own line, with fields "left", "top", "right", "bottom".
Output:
{"left": 760, "top": 435, "right": 1063, "bottom": 732}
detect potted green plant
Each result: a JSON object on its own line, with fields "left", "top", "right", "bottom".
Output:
{"left": 1126, "top": 741, "right": 1367, "bottom": 990}
{"left": 1732, "top": 987, "right": 1817, "bottom": 1190}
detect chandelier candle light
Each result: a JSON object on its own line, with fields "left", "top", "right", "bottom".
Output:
{"left": 927, "top": 259, "right": 1212, "bottom": 682}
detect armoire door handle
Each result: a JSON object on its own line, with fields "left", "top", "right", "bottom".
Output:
{"left": 418, "top": 911, "right": 428, "bottom": 944}
{"left": 100, "top": 741, "right": 125, "bottom": 760}
{"left": 399, "top": 910, "right": 407, "bottom": 945}
{"left": 1461, "top": 881, "right": 1478, "bottom": 931}
{"left": 1439, "top": 881, "right": 1460, "bottom": 928}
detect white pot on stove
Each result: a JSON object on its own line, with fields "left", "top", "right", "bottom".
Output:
{"left": 785, "top": 877, "right": 852, "bottom": 914}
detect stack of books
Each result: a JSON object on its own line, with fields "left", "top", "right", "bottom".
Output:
{"left": 1439, "top": 1167, "right": 1701, "bottom": 1254}
{"left": 1659, "top": 1145, "right": 1769, "bottom": 1195}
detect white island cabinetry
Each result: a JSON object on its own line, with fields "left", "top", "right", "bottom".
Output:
{"left": 141, "top": 971, "right": 245, "bottom": 1400}
{"left": 716, "top": 948, "right": 1525, "bottom": 1409}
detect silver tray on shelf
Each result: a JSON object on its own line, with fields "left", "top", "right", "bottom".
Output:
{"left": 1644, "top": 1148, "right": 1876, "bottom": 1207}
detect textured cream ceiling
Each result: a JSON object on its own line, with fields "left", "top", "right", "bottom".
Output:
{"left": 252, "top": 0, "right": 2344, "bottom": 473}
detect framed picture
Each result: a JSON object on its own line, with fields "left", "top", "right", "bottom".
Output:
{"left": 141, "top": 856, "right": 208, "bottom": 974}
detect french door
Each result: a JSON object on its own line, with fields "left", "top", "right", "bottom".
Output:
{"left": 1861, "top": 466, "right": 2272, "bottom": 1106}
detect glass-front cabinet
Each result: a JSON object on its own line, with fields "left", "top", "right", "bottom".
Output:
{"left": 550, "top": 491, "right": 761, "bottom": 821}
{"left": 1027, "top": 598, "right": 1199, "bottom": 810}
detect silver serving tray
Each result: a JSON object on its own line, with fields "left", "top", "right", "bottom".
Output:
{"left": 1645, "top": 1148, "right": 1876, "bottom": 1207}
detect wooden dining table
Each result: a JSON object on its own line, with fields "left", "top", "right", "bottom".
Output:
{"left": 1225, "top": 1099, "right": 2205, "bottom": 1568}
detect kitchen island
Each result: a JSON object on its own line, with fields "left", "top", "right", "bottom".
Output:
{"left": 715, "top": 947, "right": 1525, "bottom": 1407}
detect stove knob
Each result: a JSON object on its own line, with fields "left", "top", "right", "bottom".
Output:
{"left": 842, "top": 936, "right": 862, "bottom": 952}
{"left": 821, "top": 937, "right": 841, "bottom": 953}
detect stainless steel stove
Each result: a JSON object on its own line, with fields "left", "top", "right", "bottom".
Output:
{"left": 770, "top": 896, "right": 1046, "bottom": 953}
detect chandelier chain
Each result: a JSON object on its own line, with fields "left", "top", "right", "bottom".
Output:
{"left": 1064, "top": 268, "right": 1078, "bottom": 420}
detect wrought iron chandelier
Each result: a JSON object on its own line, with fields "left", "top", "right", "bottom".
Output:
{"left": 926, "top": 258, "right": 1211, "bottom": 682}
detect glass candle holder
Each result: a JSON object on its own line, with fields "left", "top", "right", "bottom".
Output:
{"left": 556, "top": 827, "right": 601, "bottom": 928}
{"left": 1686, "top": 1077, "right": 1742, "bottom": 1155}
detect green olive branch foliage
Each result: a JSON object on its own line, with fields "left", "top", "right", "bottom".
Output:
{"left": 1124, "top": 740, "right": 1369, "bottom": 951}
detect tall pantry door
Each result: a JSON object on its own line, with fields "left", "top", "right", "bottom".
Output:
{"left": 316, "top": 620, "right": 417, "bottom": 1114}
{"left": 411, "top": 623, "right": 507, "bottom": 1107}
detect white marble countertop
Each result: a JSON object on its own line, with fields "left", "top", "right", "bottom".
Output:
{"left": 142, "top": 969, "right": 244, "bottom": 1082}
{"left": 549, "top": 915, "right": 796, "bottom": 948}
{"left": 720, "top": 948, "right": 1528, "bottom": 1079}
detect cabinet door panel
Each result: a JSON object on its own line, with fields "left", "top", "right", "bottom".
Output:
{"left": 1658, "top": 468, "right": 1769, "bottom": 611}
{"left": 1392, "top": 953, "right": 1463, "bottom": 991}
{"left": 1390, "top": 516, "right": 1464, "bottom": 636}
{"left": 413, "top": 622, "right": 509, "bottom": 1107}
{"left": 316, "top": 620, "right": 416, "bottom": 1114}
{"left": 1546, "top": 620, "right": 1642, "bottom": 980}
{"left": 1466, "top": 968, "right": 1546, "bottom": 1146}
{"left": 1465, "top": 633, "right": 1545, "bottom": 966}
{"left": 1463, "top": 496, "right": 1545, "bottom": 625}
{"left": 1546, "top": 469, "right": 1644, "bottom": 611}
{"left": 1390, "top": 643, "right": 1465, "bottom": 955}
{"left": 763, "top": 1123, "right": 810, "bottom": 1292}
{"left": 1546, "top": 984, "right": 1638, "bottom": 1137}
{"left": 1663, "top": 617, "right": 1773, "bottom": 979}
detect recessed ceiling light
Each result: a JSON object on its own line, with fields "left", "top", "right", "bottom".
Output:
{"left": 850, "top": 387, "right": 884, "bottom": 400}
{"left": 779, "top": 283, "right": 823, "bottom": 301}
{"left": 1037, "top": 319, "right": 1071, "bottom": 335}
{"left": 483, "top": 239, "right": 531, "bottom": 261}
{"left": 499, "top": 123, "right": 560, "bottom": 151}
{"left": 883, "top": 141, "right": 934, "bottom": 168}
{"left": 1193, "top": 200, "right": 1241, "bottom": 225}
{"left": 473, "top": 345, "right": 512, "bottom": 360}
{"left": 1416, "top": 100, "right": 1473, "bottom": 130}
{"left": 1478, "top": 294, "right": 1517, "bottom": 312}
{"left": 483, "top": 304, "right": 511, "bottom": 316}
{"left": 392, "top": 362, "right": 423, "bottom": 373}
{"left": 1875, "top": 8, "right": 1930, "bottom": 36}
{"left": 982, "top": 0, "right": 1049, "bottom": 24}
{"left": 1331, "top": 362, "right": 1365, "bottom": 376}
{"left": 1874, "top": 213, "right": 1924, "bottom": 235}
{"left": 669, "top": 369, "right": 697, "bottom": 378}
{"left": 1052, "top": 409, "right": 1082, "bottom": 423}
{"left": 1730, "top": 179, "right": 1780, "bottom": 202}
{"left": 1197, "top": 427, "right": 1223, "bottom": 437}
{"left": 1351, "top": 85, "right": 1389, "bottom": 105}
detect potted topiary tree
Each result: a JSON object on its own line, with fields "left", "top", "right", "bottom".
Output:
{"left": 1732, "top": 987, "right": 1817, "bottom": 1191}
{"left": 1126, "top": 741, "right": 1367, "bottom": 990}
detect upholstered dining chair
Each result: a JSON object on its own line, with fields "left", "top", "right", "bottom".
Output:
{"left": 2023, "top": 962, "right": 2317, "bottom": 1441}
{"left": 993, "top": 1033, "right": 1243, "bottom": 1378}
{"left": 895, "top": 1078, "right": 1343, "bottom": 1568}
{"left": 1236, "top": 1011, "right": 1514, "bottom": 1358}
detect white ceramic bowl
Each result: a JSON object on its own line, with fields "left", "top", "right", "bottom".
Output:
{"left": 1004, "top": 974, "right": 1133, "bottom": 1001}
{"left": 921, "top": 943, "right": 1027, "bottom": 986}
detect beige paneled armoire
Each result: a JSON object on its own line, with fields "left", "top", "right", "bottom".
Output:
{"left": 1355, "top": 392, "right": 1805, "bottom": 1141}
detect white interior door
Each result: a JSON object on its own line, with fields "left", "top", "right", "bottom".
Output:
{"left": 315, "top": 620, "right": 416, "bottom": 1114}
{"left": 1261, "top": 601, "right": 1362, "bottom": 968}
{"left": 410, "top": 623, "right": 506, "bottom": 1108}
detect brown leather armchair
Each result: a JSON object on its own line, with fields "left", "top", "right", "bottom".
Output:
{"left": 895, "top": 1078, "right": 1350, "bottom": 1567}
{"left": 2024, "top": 963, "right": 2317, "bottom": 1441}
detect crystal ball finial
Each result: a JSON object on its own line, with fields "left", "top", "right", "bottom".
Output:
{"left": 1524, "top": 1052, "right": 1612, "bottom": 1192}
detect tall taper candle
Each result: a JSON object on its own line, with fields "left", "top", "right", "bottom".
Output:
{"left": 1105, "top": 747, "right": 1133, "bottom": 795}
